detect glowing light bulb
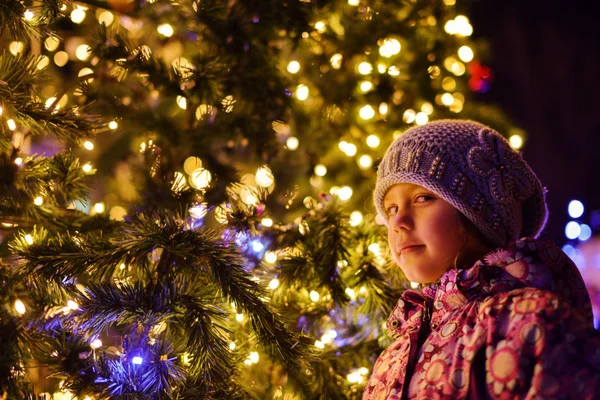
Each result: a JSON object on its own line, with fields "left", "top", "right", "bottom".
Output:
{"left": 9, "top": 41, "right": 24, "bottom": 56}
{"left": 229, "top": 342, "right": 236, "bottom": 350}
{"left": 415, "top": 112, "right": 429, "bottom": 125}
{"left": 15, "top": 157, "right": 23, "bottom": 165}
{"left": 348, "top": 0, "right": 359, "bottom": 5}
{"left": 54, "top": 51, "right": 69, "bottom": 67}
{"left": 314, "top": 340, "right": 325, "bottom": 349}
{"left": 379, "top": 102, "right": 389, "bottom": 115}
{"left": 236, "top": 313, "right": 244, "bottom": 322}
{"left": 261, "top": 218, "right": 273, "bottom": 227}
{"left": 315, "top": 21, "right": 326, "bottom": 33}
{"left": 255, "top": 166, "right": 274, "bottom": 187}
{"left": 410, "top": 281, "right": 420, "bottom": 289}
{"left": 75, "top": 44, "right": 90, "bottom": 61}
{"left": 314, "top": 164, "right": 327, "bottom": 176}
{"left": 458, "top": 46, "right": 474, "bottom": 62}
{"left": 14, "top": 300, "right": 26, "bottom": 315}
{"left": 94, "top": 203, "right": 105, "bottom": 214}
{"left": 366, "top": 135, "right": 380, "bottom": 148}
{"left": 67, "top": 300, "right": 79, "bottom": 310}
{"left": 343, "top": 143, "right": 357, "bottom": 156}
{"left": 295, "top": 84, "right": 309, "bottom": 101}
{"left": 568, "top": 200, "right": 584, "bottom": 218}
{"left": 379, "top": 38, "right": 401, "bottom": 58}
{"left": 109, "top": 121, "right": 118, "bottom": 130}
{"left": 90, "top": 339, "right": 102, "bottom": 349}
{"left": 509, "top": 134, "right": 523, "bottom": 149}
{"left": 44, "top": 36, "right": 60, "bottom": 52}
{"left": 98, "top": 11, "right": 114, "bottom": 26}
{"left": 70, "top": 8, "right": 86, "bottom": 24}
{"left": 349, "top": 211, "right": 363, "bottom": 226}
{"left": 249, "top": 351, "right": 259, "bottom": 363}
{"left": 358, "top": 62, "right": 373, "bottom": 75}
{"left": 441, "top": 93, "right": 454, "bottom": 106}
{"left": 83, "top": 141, "right": 94, "bottom": 150}
{"left": 268, "top": 279, "right": 280, "bottom": 290}
{"left": 565, "top": 221, "right": 581, "bottom": 240}
{"left": 338, "top": 186, "right": 353, "bottom": 201}
{"left": 34, "top": 196, "right": 43, "bottom": 206}
{"left": 132, "top": 356, "right": 143, "bottom": 365}
{"left": 309, "top": 290, "right": 320, "bottom": 302}
{"left": 359, "top": 105, "right": 375, "bottom": 120}
{"left": 23, "top": 9, "right": 34, "bottom": 20}
{"left": 7, "top": 119, "right": 16, "bottom": 131}
{"left": 176, "top": 96, "right": 187, "bottom": 109}
{"left": 157, "top": 23, "right": 174, "bottom": 37}
{"left": 265, "top": 251, "right": 278, "bottom": 264}
{"left": 359, "top": 81, "right": 373, "bottom": 92}
{"left": 287, "top": 61, "right": 300, "bottom": 74}
{"left": 25, "top": 234, "right": 33, "bottom": 245}
{"left": 345, "top": 288, "right": 356, "bottom": 300}
{"left": 330, "top": 53, "right": 343, "bottom": 69}
{"left": 190, "top": 168, "right": 212, "bottom": 189}
{"left": 286, "top": 136, "right": 299, "bottom": 150}
{"left": 359, "top": 155, "right": 372, "bottom": 169}
{"left": 403, "top": 109, "right": 416, "bottom": 123}
{"left": 82, "top": 163, "right": 92, "bottom": 173}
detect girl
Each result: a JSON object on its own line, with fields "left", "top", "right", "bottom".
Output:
{"left": 363, "top": 120, "right": 600, "bottom": 399}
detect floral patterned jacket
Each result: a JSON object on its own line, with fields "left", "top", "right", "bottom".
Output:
{"left": 363, "top": 238, "right": 600, "bottom": 399}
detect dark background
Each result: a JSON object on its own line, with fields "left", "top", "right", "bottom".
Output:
{"left": 469, "top": 0, "right": 600, "bottom": 245}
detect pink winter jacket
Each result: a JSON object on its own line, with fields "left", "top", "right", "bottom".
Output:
{"left": 363, "top": 238, "right": 600, "bottom": 399}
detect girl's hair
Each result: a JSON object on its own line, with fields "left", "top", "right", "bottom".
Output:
{"left": 451, "top": 213, "right": 496, "bottom": 271}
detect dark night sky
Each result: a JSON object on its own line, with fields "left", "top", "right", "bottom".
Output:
{"left": 468, "top": 0, "right": 600, "bottom": 244}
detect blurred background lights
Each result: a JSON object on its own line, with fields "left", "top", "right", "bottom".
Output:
{"left": 255, "top": 166, "right": 274, "bottom": 187}
{"left": 93, "top": 202, "right": 105, "bottom": 214}
{"left": 7, "top": 119, "right": 16, "bottom": 130}
{"left": 357, "top": 62, "right": 373, "bottom": 75}
{"left": 90, "top": 339, "right": 102, "bottom": 349}
{"left": 415, "top": 112, "right": 429, "bottom": 125}
{"left": 441, "top": 92, "right": 454, "bottom": 106}
{"left": 261, "top": 218, "right": 273, "bottom": 227}
{"left": 366, "top": 135, "right": 380, "bottom": 148}
{"left": 249, "top": 351, "right": 259, "bottom": 363}
{"left": 34, "top": 196, "right": 43, "bottom": 206}
{"left": 107, "top": 120, "right": 117, "bottom": 130}
{"left": 37, "top": 56, "right": 50, "bottom": 70}
{"left": 359, "top": 81, "right": 373, "bottom": 92}
{"left": 14, "top": 299, "right": 26, "bottom": 315}
{"left": 565, "top": 221, "right": 581, "bottom": 240}
{"left": 236, "top": 313, "right": 244, "bottom": 322}
{"left": 330, "top": 53, "right": 343, "bottom": 69}
{"left": 251, "top": 240, "right": 264, "bottom": 253}
{"left": 44, "top": 36, "right": 60, "bottom": 52}
{"left": 337, "top": 186, "right": 353, "bottom": 201}
{"left": 183, "top": 156, "right": 202, "bottom": 174}
{"left": 23, "top": 9, "right": 34, "bottom": 20}
{"left": 67, "top": 300, "right": 78, "bottom": 310}
{"left": 176, "top": 96, "right": 187, "bottom": 109}
{"left": 359, "top": 105, "right": 375, "bottom": 120}
{"left": 348, "top": 0, "right": 359, "bottom": 5}
{"left": 25, "top": 234, "right": 33, "bottom": 245}
{"left": 379, "top": 38, "right": 401, "bottom": 58}
{"left": 54, "top": 51, "right": 69, "bottom": 67}
{"left": 314, "top": 164, "right": 327, "bottom": 176}
{"left": 190, "top": 168, "right": 212, "bottom": 189}
{"left": 132, "top": 356, "right": 143, "bottom": 365}
{"left": 268, "top": 278, "right": 280, "bottom": 290}
{"left": 309, "top": 290, "right": 320, "bottom": 302}
{"left": 349, "top": 211, "right": 363, "bottom": 226}
{"left": 9, "top": 41, "right": 24, "bottom": 56}
{"left": 75, "top": 44, "right": 90, "bottom": 61}
{"left": 358, "top": 155, "right": 372, "bottom": 169}
{"left": 286, "top": 136, "right": 299, "bottom": 150}
{"left": 568, "top": 200, "right": 584, "bottom": 218}
{"left": 295, "top": 84, "right": 309, "bottom": 100}
{"left": 509, "top": 134, "right": 523, "bottom": 149}
{"left": 98, "top": 11, "right": 115, "bottom": 26}
{"left": 561, "top": 244, "right": 576, "bottom": 259}
{"left": 457, "top": 45, "right": 474, "bottom": 62}
{"left": 264, "top": 251, "right": 277, "bottom": 264}
{"left": 157, "top": 23, "right": 174, "bottom": 37}
{"left": 578, "top": 224, "right": 592, "bottom": 241}
{"left": 287, "top": 60, "right": 300, "bottom": 73}
{"left": 70, "top": 8, "right": 86, "bottom": 24}
{"left": 379, "top": 102, "right": 389, "bottom": 115}
{"left": 315, "top": 21, "right": 326, "bottom": 33}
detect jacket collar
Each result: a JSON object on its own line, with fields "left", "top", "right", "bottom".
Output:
{"left": 386, "top": 238, "right": 593, "bottom": 335}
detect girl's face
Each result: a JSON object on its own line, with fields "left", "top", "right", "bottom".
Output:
{"left": 383, "top": 183, "right": 468, "bottom": 284}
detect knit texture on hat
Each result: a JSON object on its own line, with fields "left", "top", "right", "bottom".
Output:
{"left": 374, "top": 119, "right": 548, "bottom": 248}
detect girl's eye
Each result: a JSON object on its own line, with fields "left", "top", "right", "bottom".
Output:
{"left": 385, "top": 205, "right": 398, "bottom": 216}
{"left": 415, "top": 194, "right": 434, "bottom": 203}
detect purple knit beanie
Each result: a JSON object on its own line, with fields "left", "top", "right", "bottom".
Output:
{"left": 373, "top": 119, "right": 548, "bottom": 248}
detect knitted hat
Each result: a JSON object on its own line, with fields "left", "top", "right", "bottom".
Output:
{"left": 373, "top": 119, "right": 548, "bottom": 248}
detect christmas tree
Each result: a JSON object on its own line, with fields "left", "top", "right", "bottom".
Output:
{"left": 0, "top": 0, "right": 520, "bottom": 398}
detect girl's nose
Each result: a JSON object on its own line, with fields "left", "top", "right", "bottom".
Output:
{"left": 390, "top": 211, "right": 413, "bottom": 231}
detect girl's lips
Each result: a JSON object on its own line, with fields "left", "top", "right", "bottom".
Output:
{"left": 400, "top": 245, "right": 424, "bottom": 254}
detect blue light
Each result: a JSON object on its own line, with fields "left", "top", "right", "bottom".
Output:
{"left": 565, "top": 221, "right": 581, "bottom": 240}
{"left": 132, "top": 356, "right": 143, "bottom": 365}
{"left": 561, "top": 244, "right": 576, "bottom": 259}
{"left": 579, "top": 224, "right": 592, "bottom": 241}
{"left": 568, "top": 200, "right": 584, "bottom": 218}
{"left": 251, "top": 240, "right": 264, "bottom": 253}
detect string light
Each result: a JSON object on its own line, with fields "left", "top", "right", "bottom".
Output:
{"left": 314, "top": 164, "right": 327, "bottom": 176}
{"left": 309, "top": 290, "right": 320, "bottom": 302}
{"left": 264, "top": 251, "right": 277, "bottom": 264}
{"left": 34, "top": 196, "right": 43, "bottom": 206}
{"left": 98, "top": 11, "right": 114, "bottom": 26}
{"left": 330, "top": 54, "right": 343, "bottom": 69}
{"left": 229, "top": 342, "right": 236, "bottom": 351}
{"left": 349, "top": 211, "right": 363, "bottom": 226}
{"left": 132, "top": 356, "right": 143, "bottom": 365}
{"left": 25, "top": 234, "right": 33, "bottom": 245}
{"left": 90, "top": 339, "right": 102, "bottom": 349}
{"left": 509, "top": 134, "right": 523, "bottom": 149}
{"left": 248, "top": 351, "right": 259, "bottom": 363}
{"left": 261, "top": 218, "right": 273, "bottom": 227}
{"left": 9, "top": 41, "right": 24, "bottom": 56}
{"left": 15, "top": 157, "right": 23, "bottom": 165}
{"left": 358, "top": 155, "right": 372, "bottom": 169}
{"left": 54, "top": 51, "right": 69, "bottom": 67}
{"left": 359, "top": 81, "right": 373, "bottom": 92}
{"left": 236, "top": 313, "right": 244, "bottom": 322}
{"left": 176, "top": 96, "right": 187, "bottom": 109}
{"left": 93, "top": 203, "right": 105, "bottom": 214}
{"left": 67, "top": 300, "right": 79, "bottom": 310}
{"left": 82, "top": 163, "right": 93, "bottom": 173}
{"left": 314, "top": 21, "right": 326, "bottom": 33}
{"left": 7, "top": 119, "right": 16, "bottom": 131}
{"left": 568, "top": 200, "right": 584, "bottom": 218}
{"left": 379, "top": 38, "right": 401, "bottom": 58}
{"left": 255, "top": 166, "right": 274, "bottom": 187}
{"left": 14, "top": 299, "right": 26, "bottom": 315}
{"left": 83, "top": 141, "right": 94, "bottom": 150}
{"left": 441, "top": 93, "right": 454, "bottom": 106}
{"left": 287, "top": 61, "right": 300, "bottom": 74}
{"left": 348, "top": 0, "right": 359, "bottom": 5}
{"left": 379, "top": 102, "right": 389, "bottom": 115}
{"left": 458, "top": 45, "right": 474, "bottom": 62}
{"left": 44, "top": 37, "right": 60, "bottom": 52}
{"left": 70, "top": 8, "right": 86, "bottom": 24}
{"left": 415, "top": 112, "right": 429, "bottom": 125}
{"left": 157, "top": 23, "right": 174, "bottom": 37}
{"left": 314, "top": 340, "right": 325, "bottom": 349}
{"left": 366, "top": 135, "right": 380, "bottom": 148}
{"left": 23, "top": 9, "right": 34, "bottom": 21}
{"left": 337, "top": 186, "right": 353, "bottom": 201}
{"left": 359, "top": 105, "right": 375, "bottom": 120}
{"left": 286, "top": 136, "right": 299, "bottom": 150}
{"left": 295, "top": 84, "right": 309, "bottom": 101}
{"left": 357, "top": 62, "right": 373, "bottom": 75}
{"left": 268, "top": 279, "right": 280, "bottom": 290}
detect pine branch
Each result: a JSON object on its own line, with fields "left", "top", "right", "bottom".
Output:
{"left": 0, "top": 0, "right": 56, "bottom": 40}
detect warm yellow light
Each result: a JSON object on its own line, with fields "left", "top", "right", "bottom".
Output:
{"left": 23, "top": 9, "right": 34, "bottom": 20}
{"left": 330, "top": 53, "right": 343, "bottom": 69}
{"left": 110, "top": 206, "right": 127, "bottom": 221}
{"left": 14, "top": 300, "right": 26, "bottom": 315}
{"left": 34, "top": 196, "right": 43, "bottom": 206}
{"left": 403, "top": 109, "right": 416, "bottom": 123}
{"left": 45, "top": 97, "right": 58, "bottom": 110}
{"left": 442, "top": 77, "right": 457, "bottom": 91}
{"left": 295, "top": 84, "right": 309, "bottom": 101}
{"left": 264, "top": 251, "right": 277, "bottom": 263}
{"left": 347, "top": 371, "right": 363, "bottom": 384}
{"left": 377, "top": 63, "right": 387, "bottom": 73}
{"left": 268, "top": 279, "right": 280, "bottom": 290}
{"left": 343, "top": 143, "right": 357, "bottom": 156}
{"left": 387, "top": 65, "right": 400, "bottom": 76}
{"left": 314, "top": 340, "right": 325, "bottom": 349}
{"left": 94, "top": 202, "right": 105, "bottom": 214}
{"left": 15, "top": 157, "right": 23, "bottom": 165}
{"left": 190, "top": 168, "right": 212, "bottom": 189}
{"left": 54, "top": 51, "right": 69, "bottom": 67}
{"left": 366, "top": 135, "right": 380, "bottom": 148}
{"left": 509, "top": 134, "right": 523, "bottom": 149}
{"left": 0, "top": 106, "right": 2, "bottom": 116}
{"left": 176, "top": 95, "right": 187, "bottom": 109}
{"left": 9, "top": 41, "right": 25, "bottom": 56}
{"left": 195, "top": 104, "right": 213, "bottom": 120}
{"left": 415, "top": 112, "right": 429, "bottom": 125}
{"left": 379, "top": 38, "right": 401, "bottom": 58}
{"left": 359, "top": 81, "right": 373, "bottom": 92}
{"left": 75, "top": 44, "right": 90, "bottom": 61}
{"left": 183, "top": 157, "right": 202, "bottom": 174}
{"left": 421, "top": 102, "right": 434, "bottom": 115}
{"left": 261, "top": 218, "right": 273, "bottom": 228}
{"left": 410, "top": 281, "right": 420, "bottom": 289}
{"left": 37, "top": 56, "right": 50, "bottom": 70}
{"left": 249, "top": 351, "right": 259, "bottom": 363}
{"left": 348, "top": 0, "right": 359, "bottom": 5}
{"left": 458, "top": 46, "right": 474, "bottom": 62}
{"left": 90, "top": 339, "right": 102, "bottom": 349}
{"left": 358, "top": 155, "right": 372, "bottom": 169}
{"left": 82, "top": 141, "right": 94, "bottom": 150}
{"left": 236, "top": 313, "right": 244, "bottom": 322}
{"left": 287, "top": 60, "right": 300, "bottom": 74}
{"left": 157, "top": 23, "right": 174, "bottom": 37}
{"left": 451, "top": 61, "right": 466, "bottom": 76}
{"left": 286, "top": 136, "right": 299, "bottom": 150}
{"left": 309, "top": 290, "right": 320, "bottom": 302}
{"left": 314, "top": 164, "right": 327, "bottom": 176}
{"left": 444, "top": 20, "right": 458, "bottom": 35}
{"left": 338, "top": 186, "right": 353, "bottom": 201}
{"left": 345, "top": 288, "right": 356, "bottom": 300}
{"left": 67, "top": 300, "right": 79, "bottom": 310}
{"left": 359, "top": 105, "right": 375, "bottom": 120}
{"left": 229, "top": 342, "right": 236, "bottom": 351}
{"left": 255, "top": 166, "right": 274, "bottom": 187}
{"left": 441, "top": 93, "right": 454, "bottom": 106}
{"left": 98, "top": 11, "right": 114, "bottom": 26}
{"left": 70, "top": 8, "right": 86, "bottom": 24}
{"left": 358, "top": 62, "right": 373, "bottom": 75}
{"left": 25, "top": 234, "right": 33, "bottom": 245}
{"left": 82, "top": 163, "right": 93, "bottom": 173}
{"left": 44, "top": 36, "right": 60, "bottom": 52}
{"left": 109, "top": 121, "right": 118, "bottom": 130}
{"left": 315, "top": 21, "right": 326, "bottom": 33}
{"left": 349, "top": 211, "right": 363, "bottom": 226}
{"left": 455, "top": 15, "right": 473, "bottom": 36}
{"left": 379, "top": 102, "right": 389, "bottom": 115}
